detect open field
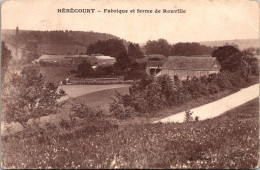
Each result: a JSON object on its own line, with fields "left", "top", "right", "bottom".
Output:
{"left": 68, "top": 86, "right": 130, "bottom": 111}
{"left": 1, "top": 85, "right": 130, "bottom": 135}
{"left": 2, "top": 98, "right": 259, "bottom": 169}
{"left": 58, "top": 84, "right": 131, "bottom": 101}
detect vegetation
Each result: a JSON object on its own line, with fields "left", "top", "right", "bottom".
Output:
{"left": 3, "top": 30, "right": 128, "bottom": 48}
{"left": 145, "top": 39, "right": 215, "bottom": 57}
{"left": 128, "top": 43, "right": 144, "bottom": 59}
{"left": 145, "top": 39, "right": 172, "bottom": 56}
{"left": 2, "top": 99, "right": 259, "bottom": 169}
{"left": 1, "top": 41, "right": 13, "bottom": 81}
{"left": 77, "top": 60, "right": 94, "bottom": 77}
{"left": 21, "top": 42, "right": 40, "bottom": 64}
{"left": 86, "top": 39, "right": 127, "bottom": 58}
{"left": 110, "top": 69, "right": 257, "bottom": 119}
{"left": 2, "top": 65, "right": 66, "bottom": 127}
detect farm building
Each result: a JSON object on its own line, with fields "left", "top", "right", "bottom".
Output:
{"left": 146, "top": 56, "right": 220, "bottom": 79}
{"left": 35, "top": 54, "right": 116, "bottom": 67}
{"left": 91, "top": 54, "right": 116, "bottom": 66}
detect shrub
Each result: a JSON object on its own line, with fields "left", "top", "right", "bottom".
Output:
{"left": 207, "top": 83, "right": 220, "bottom": 95}
{"left": 2, "top": 65, "right": 66, "bottom": 128}
{"left": 110, "top": 91, "right": 136, "bottom": 119}
{"left": 185, "top": 109, "right": 194, "bottom": 122}
{"left": 124, "top": 70, "right": 148, "bottom": 81}
{"left": 70, "top": 99, "right": 117, "bottom": 133}
{"left": 110, "top": 68, "right": 256, "bottom": 119}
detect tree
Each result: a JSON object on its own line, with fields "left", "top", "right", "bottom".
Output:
{"left": 145, "top": 39, "right": 171, "bottom": 57}
{"left": 2, "top": 65, "right": 66, "bottom": 127}
{"left": 212, "top": 45, "right": 257, "bottom": 77}
{"left": 77, "top": 60, "right": 94, "bottom": 77}
{"left": 171, "top": 42, "right": 213, "bottom": 56}
{"left": 212, "top": 45, "right": 241, "bottom": 72}
{"left": 128, "top": 43, "right": 144, "bottom": 59}
{"left": 22, "top": 41, "right": 40, "bottom": 64}
{"left": 86, "top": 39, "right": 127, "bottom": 58}
{"left": 113, "top": 51, "right": 132, "bottom": 71}
{"left": 1, "top": 41, "right": 13, "bottom": 81}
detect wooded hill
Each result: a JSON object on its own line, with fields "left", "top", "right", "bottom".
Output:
{"left": 199, "top": 39, "right": 259, "bottom": 50}
{"left": 1, "top": 29, "right": 130, "bottom": 55}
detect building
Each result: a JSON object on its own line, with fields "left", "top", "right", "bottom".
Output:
{"left": 144, "top": 54, "right": 166, "bottom": 75}
{"left": 36, "top": 54, "right": 116, "bottom": 67}
{"left": 91, "top": 54, "right": 116, "bottom": 66}
{"left": 146, "top": 56, "right": 220, "bottom": 79}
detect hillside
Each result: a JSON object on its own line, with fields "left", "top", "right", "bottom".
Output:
{"left": 1, "top": 29, "right": 130, "bottom": 56}
{"left": 199, "top": 39, "right": 259, "bottom": 50}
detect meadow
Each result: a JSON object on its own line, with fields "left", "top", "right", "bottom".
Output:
{"left": 2, "top": 98, "right": 259, "bottom": 169}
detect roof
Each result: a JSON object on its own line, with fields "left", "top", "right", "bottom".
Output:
{"left": 95, "top": 55, "right": 115, "bottom": 60}
{"left": 162, "top": 56, "right": 220, "bottom": 70}
{"left": 145, "top": 54, "right": 166, "bottom": 58}
{"left": 39, "top": 55, "right": 90, "bottom": 60}
{"left": 147, "top": 61, "right": 165, "bottom": 67}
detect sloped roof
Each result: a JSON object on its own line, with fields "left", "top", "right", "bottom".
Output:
{"left": 145, "top": 54, "right": 166, "bottom": 58}
{"left": 95, "top": 55, "right": 115, "bottom": 60}
{"left": 39, "top": 55, "right": 90, "bottom": 60}
{"left": 147, "top": 61, "right": 165, "bottom": 67}
{"left": 163, "top": 56, "right": 220, "bottom": 70}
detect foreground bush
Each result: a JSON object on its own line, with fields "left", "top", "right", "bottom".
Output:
{"left": 110, "top": 71, "right": 258, "bottom": 118}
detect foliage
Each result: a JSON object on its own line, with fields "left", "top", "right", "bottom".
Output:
{"left": 1, "top": 41, "right": 12, "bottom": 81}
{"left": 128, "top": 43, "right": 144, "bottom": 59}
{"left": 22, "top": 42, "right": 40, "bottom": 64}
{"left": 70, "top": 99, "right": 104, "bottom": 119}
{"left": 145, "top": 39, "right": 172, "bottom": 57}
{"left": 110, "top": 69, "right": 257, "bottom": 117}
{"left": 171, "top": 42, "right": 214, "bottom": 56}
{"left": 3, "top": 30, "right": 128, "bottom": 50}
{"left": 86, "top": 39, "right": 127, "bottom": 58}
{"left": 77, "top": 60, "right": 94, "bottom": 77}
{"left": 2, "top": 99, "right": 259, "bottom": 169}
{"left": 2, "top": 65, "right": 66, "bottom": 126}
{"left": 124, "top": 70, "right": 148, "bottom": 81}
{"left": 212, "top": 45, "right": 257, "bottom": 76}
{"left": 110, "top": 91, "right": 136, "bottom": 119}
{"left": 113, "top": 51, "right": 132, "bottom": 70}
{"left": 185, "top": 110, "right": 194, "bottom": 122}
{"left": 145, "top": 40, "right": 214, "bottom": 56}
{"left": 212, "top": 46, "right": 240, "bottom": 71}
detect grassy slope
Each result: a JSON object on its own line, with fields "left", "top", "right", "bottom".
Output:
{"left": 75, "top": 86, "right": 129, "bottom": 110}
{"left": 2, "top": 98, "right": 259, "bottom": 169}
{"left": 61, "top": 86, "right": 130, "bottom": 115}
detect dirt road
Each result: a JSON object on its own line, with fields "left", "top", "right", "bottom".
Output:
{"left": 153, "top": 84, "right": 259, "bottom": 123}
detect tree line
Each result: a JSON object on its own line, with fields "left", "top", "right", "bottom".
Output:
{"left": 145, "top": 39, "right": 217, "bottom": 57}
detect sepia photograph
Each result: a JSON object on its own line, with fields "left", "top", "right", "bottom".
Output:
{"left": 1, "top": 0, "right": 259, "bottom": 168}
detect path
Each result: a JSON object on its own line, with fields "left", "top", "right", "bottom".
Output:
{"left": 153, "top": 84, "right": 259, "bottom": 124}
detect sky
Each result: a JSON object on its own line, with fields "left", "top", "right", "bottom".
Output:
{"left": 1, "top": 0, "right": 259, "bottom": 44}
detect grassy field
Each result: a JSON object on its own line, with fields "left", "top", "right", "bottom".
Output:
{"left": 58, "top": 84, "right": 130, "bottom": 101}
{"left": 69, "top": 86, "right": 130, "bottom": 111}
{"left": 2, "top": 98, "right": 259, "bottom": 169}
{"left": 58, "top": 86, "right": 130, "bottom": 118}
